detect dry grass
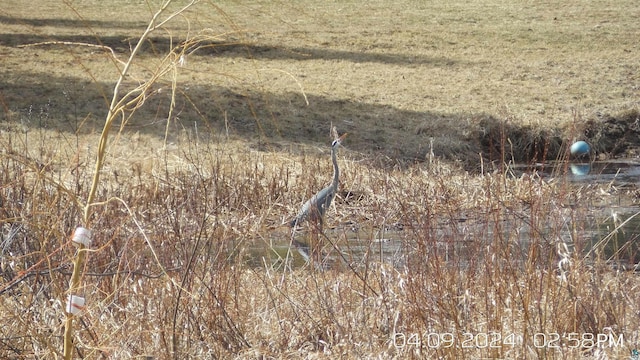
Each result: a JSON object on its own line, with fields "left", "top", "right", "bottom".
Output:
{"left": 1, "top": 0, "right": 639, "bottom": 166}
{"left": 1, "top": 127, "right": 639, "bottom": 358}
{"left": 1, "top": 1, "right": 640, "bottom": 359}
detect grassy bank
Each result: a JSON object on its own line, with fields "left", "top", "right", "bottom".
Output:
{"left": 1, "top": 0, "right": 639, "bottom": 165}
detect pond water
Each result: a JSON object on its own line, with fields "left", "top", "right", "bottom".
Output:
{"left": 512, "top": 159, "right": 640, "bottom": 184}
{"left": 240, "top": 215, "right": 640, "bottom": 271}
{"left": 239, "top": 159, "right": 640, "bottom": 271}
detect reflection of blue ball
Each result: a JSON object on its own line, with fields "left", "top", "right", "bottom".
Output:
{"left": 570, "top": 163, "right": 591, "bottom": 176}
{"left": 570, "top": 141, "right": 590, "bottom": 157}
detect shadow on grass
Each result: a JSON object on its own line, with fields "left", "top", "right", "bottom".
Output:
{"left": 1, "top": 19, "right": 601, "bottom": 170}
{"left": 1, "top": 10, "right": 638, "bottom": 169}
{"left": 0, "top": 14, "right": 147, "bottom": 30}
{"left": 0, "top": 67, "right": 501, "bottom": 169}
{"left": 0, "top": 30, "right": 463, "bottom": 67}
{"left": 0, "top": 66, "right": 581, "bottom": 170}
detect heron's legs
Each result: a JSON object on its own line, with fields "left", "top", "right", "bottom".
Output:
{"left": 290, "top": 219, "right": 326, "bottom": 269}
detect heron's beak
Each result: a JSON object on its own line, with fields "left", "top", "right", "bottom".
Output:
{"left": 337, "top": 133, "right": 348, "bottom": 143}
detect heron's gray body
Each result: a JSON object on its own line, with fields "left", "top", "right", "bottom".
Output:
{"left": 290, "top": 137, "right": 341, "bottom": 229}
{"left": 290, "top": 184, "right": 336, "bottom": 228}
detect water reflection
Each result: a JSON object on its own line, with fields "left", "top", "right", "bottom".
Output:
{"left": 568, "top": 160, "right": 640, "bottom": 183}
{"left": 240, "top": 230, "right": 407, "bottom": 270}
{"left": 588, "top": 209, "right": 640, "bottom": 270}
{"left": 512, "top": 159, "right": 640, "bottom": 183}
{"left": 237, "top": 160, "right": 640, "bottom": 270}
{"left": 569, "top": 163, "right": 591, "bottom": 176}
{"left": 239, "top": 207, "right": 639, "bottom": 271}
{"left": 243, "top": 211, "right": 640, "bottom": 270}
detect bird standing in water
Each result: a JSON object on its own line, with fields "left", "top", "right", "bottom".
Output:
{"left": 290, "top": 131, "right": 347, "bottom": 263}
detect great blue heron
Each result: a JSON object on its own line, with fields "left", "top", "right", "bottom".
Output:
{"left": 290, "top": 132, "right": 347, "bottom": 262}
{"left": 290, "top": 132, "right": 347, "bottom": 229}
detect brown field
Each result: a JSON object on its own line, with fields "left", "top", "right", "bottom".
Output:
{"left": 1, "top": 1, "right": 639, "bottom": 359}
{"left": 2, "top": 0, "right": 639, "bottom": 164}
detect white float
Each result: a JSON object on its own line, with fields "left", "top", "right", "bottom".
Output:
{"left": 66, "top": 295, "right": 85, "bottom": 315}
{"left": 71, "top": 227, "right": 92, "bottom": 247}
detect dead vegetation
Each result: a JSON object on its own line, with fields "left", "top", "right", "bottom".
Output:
{"left": 1, "top": 128, "right": 639, "bottom": 358}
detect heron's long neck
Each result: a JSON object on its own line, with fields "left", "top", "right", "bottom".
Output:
{"left": 331, "top": 146, "right": 339, "bottom": 189}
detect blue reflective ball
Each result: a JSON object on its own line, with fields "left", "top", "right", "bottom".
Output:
{"left": 570, "top": 141, "right": 590, "bottom": 157}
